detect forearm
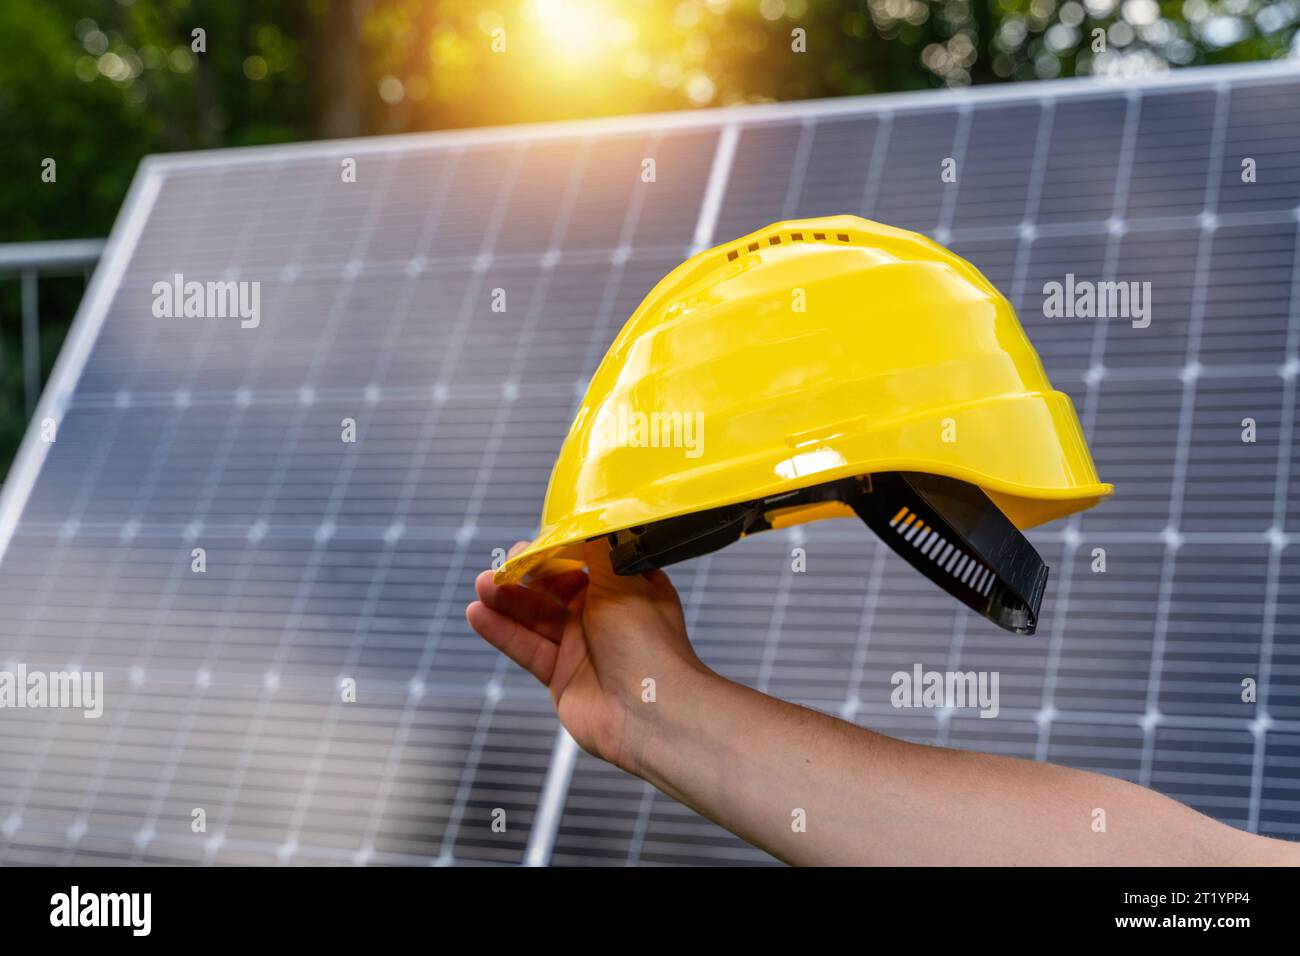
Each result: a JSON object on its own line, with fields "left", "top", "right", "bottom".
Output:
{"left": 619, "top": 664, "right": 1296, "bottom": 866}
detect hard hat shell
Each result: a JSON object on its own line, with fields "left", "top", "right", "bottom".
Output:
{"left": 496, "top": 215, "right": 1111, "bottom": 586}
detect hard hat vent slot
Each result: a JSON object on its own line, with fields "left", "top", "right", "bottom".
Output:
{"left": 724, "top": 229, "right": 855, "bottom": 263}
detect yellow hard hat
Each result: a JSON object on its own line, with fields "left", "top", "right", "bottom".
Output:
{"left": 496, "top": 215, "right": 1111, "bottom": 634}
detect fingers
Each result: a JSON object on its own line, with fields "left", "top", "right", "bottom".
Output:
{"left": 520, "top": 557, "right": 587, "bottom": 582}
{"left": 582, "top": 537, "right": 674, "bottom": 596}
{"left": 582, "top": 537, "right": 627, "bottom": 588}
{"left": 465, "top": 601, "right": 557, "bottom": 685}
{"left": 474, "top": 570, "right": 575, "bottom": 642}
{"left": 527, "top": 568, "right": 590, "bottom": 608}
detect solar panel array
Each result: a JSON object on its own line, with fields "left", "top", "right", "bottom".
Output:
{"left": 1, "top": 62, "right": 1298, "bottom": 866}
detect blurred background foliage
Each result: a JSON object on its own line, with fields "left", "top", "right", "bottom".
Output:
{"left": 0, "top": 0, "right": 1296, "bottom": 474}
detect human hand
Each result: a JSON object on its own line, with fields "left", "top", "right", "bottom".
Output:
{"left": 465, "top": 539, "right": 711, "bottom": 772}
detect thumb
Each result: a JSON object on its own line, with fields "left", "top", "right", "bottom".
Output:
{"left": 581, "top": 536, "right": 622, "bottom": 587}
{"left": 581, "top": 536, "right": 663, "bottom": 596}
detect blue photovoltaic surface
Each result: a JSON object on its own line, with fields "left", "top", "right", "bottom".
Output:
{"left": 0, "top": 63, "right": 1298, "bottom": 865}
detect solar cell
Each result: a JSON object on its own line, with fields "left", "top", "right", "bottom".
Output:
{"left": 1, "top": 61, "right": 1298, "bottom": 865}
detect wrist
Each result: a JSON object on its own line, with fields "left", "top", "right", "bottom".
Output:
{"left": 613, "top": 658, "right": 721, "bottom": 780}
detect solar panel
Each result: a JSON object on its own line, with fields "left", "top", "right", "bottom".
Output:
{"left": 2, "top": 61, "right": 1299, "bottom": 866}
